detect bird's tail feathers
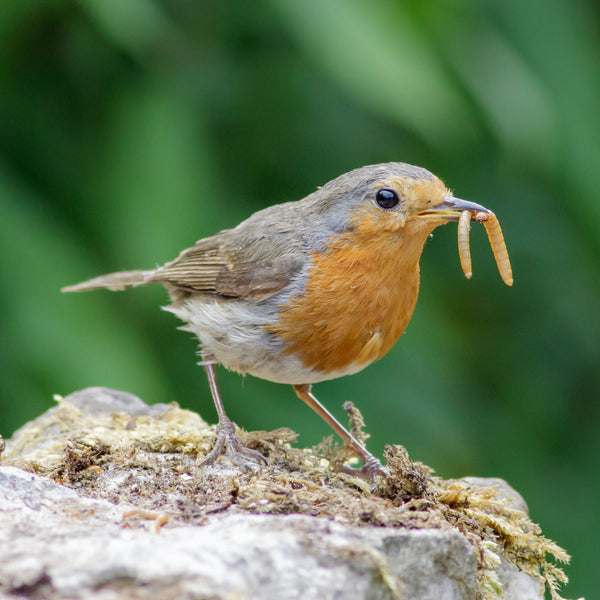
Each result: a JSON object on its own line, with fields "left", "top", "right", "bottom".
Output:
{"left": 61, "top": 270, "right": 155, "bottom": 293}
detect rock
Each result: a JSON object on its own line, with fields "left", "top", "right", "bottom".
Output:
{"left": 5, "top": 387, "right": 178, "bottom": 460}
{"left": 0, "top": 465, "right": 475, "bottom": 600}
{"left": 0, "top": 388, "right": 548, "bottom": 600}
{"left": 60, "top": 386, "right": 175, "bottom": 418}
{"left": 462, "top": 476, "right": 529, "bottom": 513}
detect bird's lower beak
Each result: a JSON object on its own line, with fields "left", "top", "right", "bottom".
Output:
{"left": 418, "top": 197, "right": 491, "bottom": 221}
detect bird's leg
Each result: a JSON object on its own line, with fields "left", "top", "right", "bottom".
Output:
{"left": 293, "top": 384, "right": 388, "bottom": 486}
{"left": 199, "top": 356, "right": 267, "bottom": 469}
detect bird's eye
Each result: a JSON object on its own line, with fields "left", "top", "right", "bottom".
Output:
{"left": 375, "top": 188, "right": 400, "bottom": 210}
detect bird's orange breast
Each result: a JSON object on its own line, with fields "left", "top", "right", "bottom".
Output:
{"left": 267, "top": 212, "right": 436, "bottom": 375}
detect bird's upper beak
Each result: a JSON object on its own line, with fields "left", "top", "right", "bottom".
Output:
{"left": 417, "top": 197, "right": 491, "bottom": 221}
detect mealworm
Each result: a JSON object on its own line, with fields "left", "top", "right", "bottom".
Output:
{"left": 456, "top": 210, "right": 513, "bottom": 286}
{"left": 458, "top": 210, "right": 473, "bottom": 279}
{"left": 482, "top": 212, "right": 513, "bottom": 286}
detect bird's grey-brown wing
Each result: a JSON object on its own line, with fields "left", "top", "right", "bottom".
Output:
{"left": 149, "top": 223, "right": 307, "bottom": 300}
{"left": 63, "top": 192, "right": 336, "bottom": 299}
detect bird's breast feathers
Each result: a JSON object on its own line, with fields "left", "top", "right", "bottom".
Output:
{"left": 265, "top": 215, "right": 436, "bottom": 375}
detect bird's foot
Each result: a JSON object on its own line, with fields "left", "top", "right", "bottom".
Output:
{"left": 342, "top": 453, "right": 389, "bottom": 491}
{"left": 199, "top": 416, "right": 267, "bottom": 471}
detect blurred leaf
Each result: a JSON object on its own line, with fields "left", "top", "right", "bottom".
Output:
{"left": 437, "top": 18, "right": 557, "bottom": 167}
{"left": 91, "top": 81, "right": 219, "bottom": 266}
{"left": 78, "top": 0, "right": 176, "bottom": 56}
{"left": 0, "top": 163, "right": 173, "bottom": 432}
{"left": 488, "top": 0, "right": 600, "bottom": 243}
{"left": 269, "top": 0, "right": 477, "bottom": 147}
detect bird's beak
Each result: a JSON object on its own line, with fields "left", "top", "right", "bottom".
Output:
{"left": 417, "top": 197, "right": 491, "bottom": 221}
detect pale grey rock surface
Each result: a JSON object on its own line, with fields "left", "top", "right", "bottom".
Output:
{"left": 1, "top": 465, "right": 474, "bottom": 600}
{"left": 0, "top": 388, "right": 543, "bottom": 600}
{"left": 5, "top": 387, "right": 175, "bottom": 460}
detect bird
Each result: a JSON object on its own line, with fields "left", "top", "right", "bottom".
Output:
{"left": 63, "top": 162, "right": 499, "bottom": 481}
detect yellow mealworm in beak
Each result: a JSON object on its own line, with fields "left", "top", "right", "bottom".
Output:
{"left": 479, "top": 211, "right": 513, "bottom": 286}
{"left": 458, "top": 210, "right": 473, "bottom": 279}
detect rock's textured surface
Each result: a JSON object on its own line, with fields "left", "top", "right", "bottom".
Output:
{"left": 0, "top": 466, "right": 476, "bottom": 600}
{"left": 0, "top": 388, "right": 546, "bottom": 600}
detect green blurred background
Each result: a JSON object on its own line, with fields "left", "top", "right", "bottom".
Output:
{"left": 1, "top": 1, "right": 598, "bottom": 597}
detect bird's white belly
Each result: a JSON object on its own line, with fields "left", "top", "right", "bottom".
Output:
{"left": 164, "top": 296, "right": 368, "bottom": 385}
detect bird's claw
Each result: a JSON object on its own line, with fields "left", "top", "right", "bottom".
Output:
{"left": 199, "top": 416, "right": 268, "bottom": 471}
{"left": 342, "top": 454, "right": 389, "bottom": 492}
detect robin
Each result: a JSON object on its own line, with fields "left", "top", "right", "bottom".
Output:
{"left": 63, "top": 162, "right": 498, "bottom": 481}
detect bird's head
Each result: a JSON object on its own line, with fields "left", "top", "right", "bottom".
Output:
{"left": 314, "top": 162, "right": 489, "bottom": 241}
{"left": 298, "top": 162, "right": 512, "bottom": 287}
